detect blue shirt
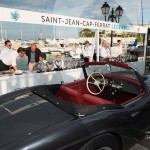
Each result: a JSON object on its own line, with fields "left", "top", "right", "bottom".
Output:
{"left": 30, "top": 52, "right": 35, "bottom": 63}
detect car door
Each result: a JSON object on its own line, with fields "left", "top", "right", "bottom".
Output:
{"left": 124, "top": 93, "right": 150, "bottom": 142}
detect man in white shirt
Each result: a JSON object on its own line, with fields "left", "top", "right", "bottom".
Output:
{"left": 110, "top": 46, "right": 120, "bottom": 57}
{"left": 70, "top": 42, "right": 82, "bottom": 59}
{"left": 100, "top": 41, "right": 111, "bottom": 60}
{"left": 110, "top": 40, "right": 123, "bottom": 57}
{"left": 0, "top": 47, "right": 25, "bottom": 71}
{"left": 0, "top": 40, "right": 12, "bottom": 60}
{"left": 82, "top": 40, "right": 94, "bottom": 62}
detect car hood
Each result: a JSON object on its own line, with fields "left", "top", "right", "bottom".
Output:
{"left": 0, "top": 90, "right": 73, "bottom": 148}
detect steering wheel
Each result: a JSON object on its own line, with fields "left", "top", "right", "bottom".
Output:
{"left": 86, "top": 72, "right": 105, "bottom": 95}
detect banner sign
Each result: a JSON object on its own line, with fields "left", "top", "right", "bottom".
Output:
{"left": 0, "top": 7, "right": 147, "bottom": 33}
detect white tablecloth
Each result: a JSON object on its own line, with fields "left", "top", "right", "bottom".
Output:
{"left": 0, "top": 68, "right": 84, "bottom": 95}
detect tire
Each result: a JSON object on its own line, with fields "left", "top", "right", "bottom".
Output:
{"left": 79, "top": 134, "right": 121, "bottom": 150}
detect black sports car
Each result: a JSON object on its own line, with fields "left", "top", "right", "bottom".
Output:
{"left": 1, "top": 61, "right": 150, "bottom": 150}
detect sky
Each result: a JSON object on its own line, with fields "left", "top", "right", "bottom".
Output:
{"left": 0, "top": 0, "right": 149, "bottom": 40}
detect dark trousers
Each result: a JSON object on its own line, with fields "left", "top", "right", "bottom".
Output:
{"left": 84, "top": 57, "right": 89, "bottom": 62}
{"left": 54, "top": 68, "right": 63, "bottom": 71}
{"left": 93, "top": 53, "right": 97, "bottom": 61}
{"left": 0, "top": 60, "right": 10, "bottom": 71}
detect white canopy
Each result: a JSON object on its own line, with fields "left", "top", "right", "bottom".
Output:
{"left": 0, "top": 7, "right": 147, "bottom": 33}
{"left": 0, "top": 6, "right": 148, "bottom": 61}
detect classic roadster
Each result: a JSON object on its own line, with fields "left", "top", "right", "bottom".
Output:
{"left": 0, "top": 61, "right": 150, "bottom": 150}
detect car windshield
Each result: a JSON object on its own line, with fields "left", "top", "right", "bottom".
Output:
{"left": 85, "top": 63, "right": 138, "bottom": 81}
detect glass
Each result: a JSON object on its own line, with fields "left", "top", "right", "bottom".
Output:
{"left": 101, "top": 2, "right": 110, "bottom": 15}
{"left": 115, "top": 5, "right": 123, "bottom": 17}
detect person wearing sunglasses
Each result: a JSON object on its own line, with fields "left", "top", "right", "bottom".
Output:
{"left": 0, "top": 47, "right": 25, "bottom": 71}
{"left": 0, "top": 40, "right": 12, "bottom": 60}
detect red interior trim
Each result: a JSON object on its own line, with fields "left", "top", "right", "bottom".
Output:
{"left": 55, "top": 86, "right": 86, "bottom": 105}
{"left": 85, "top": 61, "right": 130, "bottom": 70}
{"left": 55, "top": 75, "right": 144, "bottom": 105}
{"left": 85, "top": 61, "right": 107, "bottom": 66}
{"left": 83, "top": 94, "right": 114, "bottom": 105}
{"left": 121, "top": 91, "right": 145, "bottom": 105}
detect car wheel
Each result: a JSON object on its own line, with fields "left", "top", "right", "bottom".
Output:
{"left": 80, "top": 134, "right": 121, "bottom": 150}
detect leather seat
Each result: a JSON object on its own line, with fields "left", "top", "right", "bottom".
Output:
{"left": 56, "top": 86, "right": 114, "bottom": 106}
{"left": 83, "top": 94, "right": 114, "bottom": 105}
{"left": 56, "top": 86, "right": 85, "bottom": 105}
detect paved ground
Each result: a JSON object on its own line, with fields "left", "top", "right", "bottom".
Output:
{"left": 130, "top": 144, "right": 148, "bottom": 150}
{"left": 129, "top": 138, "right": 150, "bottom": 150}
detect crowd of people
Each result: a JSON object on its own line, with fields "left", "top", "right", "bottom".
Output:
{"left": 0, "top": 39, "right": 123, "bottom": 73}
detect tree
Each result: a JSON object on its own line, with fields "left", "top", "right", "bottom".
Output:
{"left": 137, "top": 33, "right": 143, "bottom": 43}
{"left": 79, "top": 28, "right": 95, "bottom": 37}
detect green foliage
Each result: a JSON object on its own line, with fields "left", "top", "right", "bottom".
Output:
{"left": 79, "top": 28, "right": 95, "bottom": 37}
{"left": 137, "top": 33, "right": 143, "bottom": 43}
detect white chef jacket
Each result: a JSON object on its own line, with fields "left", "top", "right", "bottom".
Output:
{"left": 100, "top": 47, "right": 111, "bottom": 58}
{"left": 1, "top": 50, "right": 18, "bottom": 66}
{"left": 70, "top": 48, "right": 82, "bottom": 59}
{"left": 0, "top": 46, "right": 12, "bottom": 60}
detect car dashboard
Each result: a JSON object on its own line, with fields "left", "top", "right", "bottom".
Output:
{"left": 97, "top": 75, "right": 142, "bottom": 95}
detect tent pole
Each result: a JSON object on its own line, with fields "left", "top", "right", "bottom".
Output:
{"left": 144, "top": 31, "right": 147, "bottom": 61}
{"left": 96, "top": 29, "right": 99, "bottom": 62}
